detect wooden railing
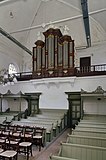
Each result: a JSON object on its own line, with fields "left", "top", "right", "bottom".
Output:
{"left": 76, "top": 64, "right": 106, "bottom": 76}
{"left": 16, "top": 64, "right": 106, "bottom": 81}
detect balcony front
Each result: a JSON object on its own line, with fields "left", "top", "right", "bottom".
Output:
{"left": 16, "top": 64, "right": 106, "bottom": 81}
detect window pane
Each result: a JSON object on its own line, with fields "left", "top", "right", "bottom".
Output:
{"left": 9, "top": 64, "right": 17, "bottom": 74}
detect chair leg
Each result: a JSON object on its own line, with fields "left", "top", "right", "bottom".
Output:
{"left": 27, "top": 147, "right": 29, "bottom": 160}
{"left": 15, "top": 153, "right": 18, "bottom": 160}
{"left": 30, "top": 145, "right": 32, "bottom": 156}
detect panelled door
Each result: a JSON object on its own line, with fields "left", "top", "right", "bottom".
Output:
{"left": 67, "top": 92, "right": 81, "bottom": 128}
{"left": 31, "top": 100, "right": 39, "bottom": 115}
{"left": 80, "top": 57, "right": 91, "bottom": 72}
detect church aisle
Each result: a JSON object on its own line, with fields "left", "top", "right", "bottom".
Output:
{"left": 33, "top": 128, "right": 71, "bottom": 160}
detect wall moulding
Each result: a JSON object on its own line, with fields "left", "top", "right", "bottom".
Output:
{"left": 30, "top": 77, "right": 76, "bottom": 89}
{"left": 81, "top": 86, "right": 106, "bottom": 98}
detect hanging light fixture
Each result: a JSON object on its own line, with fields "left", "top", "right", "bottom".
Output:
{"left": 0, "top": 69, "right": 17, "bottom": 85}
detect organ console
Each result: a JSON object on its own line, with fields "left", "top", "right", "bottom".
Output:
{"left": 32, "top": 27, "right": 75, "bottom": 78}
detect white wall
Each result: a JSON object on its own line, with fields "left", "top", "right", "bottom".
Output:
{"left": 83, "top": 97, "right": 106, "bottom": 115}
{"left": 0, "top": 44, "right": 23, "bottom": 72}
{"left": 0, "top": 75, "right": 106, "bottom": 113}
{"left": 76, "top": 41, "right": 106, "bottom": 67}
{"left": 2, "top": 99, "right": 8, "bottom": 112}
{"left": 1, "top": 98, "right": 28, "bottom": 112}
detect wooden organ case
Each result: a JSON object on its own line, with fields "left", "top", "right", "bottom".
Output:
{"left": 33, "top": 28, "right": 75, "bottom": 78}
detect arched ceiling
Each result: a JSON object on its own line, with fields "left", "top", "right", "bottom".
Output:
{"left": 0, "top": 0, "right": 106, "bottom": 57}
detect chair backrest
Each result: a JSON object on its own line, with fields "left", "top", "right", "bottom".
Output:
{"left": 24, "top": 126, "right": 34, "bottom": 133}
{"left": 16, "top": 125, "right": 24, "bottom": 134}
{"left": 34, "top": 127, "right": 46, "bottom": 137}
{"left": 0, "top": 136, "right": 7, "bottom": 150}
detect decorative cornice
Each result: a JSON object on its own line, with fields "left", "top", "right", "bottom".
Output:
{"left": 30, "top": 77, "right": 76, "bottom": 89}
{"left": 92, "top": 86, "right": 104, "bottom": 94}
{"left": 81, "top": 89, "right": 87, "bottom": 93}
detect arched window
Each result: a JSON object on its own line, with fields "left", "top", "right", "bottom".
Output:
{"left": 8, "top": 63, "right": 17, "bottom": 74}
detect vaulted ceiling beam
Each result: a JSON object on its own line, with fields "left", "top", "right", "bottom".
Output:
{"left": 0, "top": 27, "right": 32, "bottom": 55}
{"left": 81, "top": 0, "right": 91, "bottom": 47}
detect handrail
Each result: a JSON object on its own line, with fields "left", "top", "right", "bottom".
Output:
{"left": 76, "top": 64, "right": 106, "bottom": 73}
{"left": 15, "top": 64, "right": 106, "bottom": 81}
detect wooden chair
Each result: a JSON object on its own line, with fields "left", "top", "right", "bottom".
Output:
{"left": 12, "top": 129, "right": 21, "bottom": 140}
{"left": 21, "top": 126, "right": 34, "bottom": 142}
{"left": 0, "top": 133, "right": 18, "bottom": 160}
{"left": 0, "top": 136, "right": 7, "bottom": 150}
{"left": 6, "top": 136, "right": 20, "bottom": 152}
{"left": 0, "top": 150, "right": 18, "bottom": 160}
{"left": 19, "top": 141, "right": 32, "bottom": 160}
{"left": 16, "top": 125, "right": 24, "bottom": 134}
{"left": 8, "top": 125, "right": 16, "bottom": 133}
{"left": 33, "top": 127, "right": 45, "bottom": 151}
{"left": 0, "top": 124, "right": 6, "bottom": 137}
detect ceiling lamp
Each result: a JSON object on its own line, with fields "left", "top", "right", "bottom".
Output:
{"left": 0, "top": 69, "right": 17, "bottom": 85}
{"left": 9, "top": 11, "right": 14, "bottom": 18}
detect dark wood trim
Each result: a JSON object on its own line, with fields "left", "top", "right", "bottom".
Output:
{"left": 16, "top": 64, "right": 106, "bottom": 81}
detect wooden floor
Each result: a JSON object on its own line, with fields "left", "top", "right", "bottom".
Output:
{"left": 18, "top": 128, "right": 71, "bottom": 160}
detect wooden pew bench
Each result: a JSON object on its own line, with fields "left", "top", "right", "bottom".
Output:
{"left": 0, "top": 116, "right": 6, "bottom": 124}
{"left": 28, "top": 116, "right": 61, "bottom": 124}
{"left": 72, "top": 129, "right": 106, "bottom": 138}
{"left": 20, "top": 118, "right": 58, "bottom": 128}
{"left": 50, "top": 155, "right": 78, "bottom": 160}
{"left": 36, "top": 114, "right": 64, "bottom": 121}
{"left": 83, "top": 114, "right": 106, "bottom": 121}
{"left": 75, "top": 125, "right": 106, "bottom": 130}
{"left": 12, "top": 120, "right": 53, "bottom": 132}
{"left": 6, "top": 115, "right": 14, "bottom": 124}
{"left": 21, "top": 118, "right": 63, "bottom": 138}
{"left": 35, "top": 115, "right": 66, "bottom": 130}
{"left": 39, "top": 109, "right": 67, "bottom": 115}
{"left": 33, "top": 114, "right": 67, "bottom": 131}
{"left": 58, "top": 143, "right": 106, "bottom": 160}
{"left": 79, "top": 120, "right": 106, "bottom": 126}
{"left": 67, "top": 134, "right": 106, "bottom": 147}
{"left": 21, "top": 118, "right": 60, "bottom": 137}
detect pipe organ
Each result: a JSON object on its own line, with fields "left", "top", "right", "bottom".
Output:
{"left": 33, "top": 28, "right": 75, "bottom": 78}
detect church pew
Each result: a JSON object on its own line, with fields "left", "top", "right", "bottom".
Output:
{"left": 67, "top": 134, "right": 106, "bottom": 147}
{"left": 0, "top": 113, "right": 19, "bottom": 122}
{"left": 78, "top": 121, "right": 106, "bottom": 126}
{"left": 27, "top": 116, "right": 65, "bottom": 134}
{"left": 75, "top": 125, "right": 106, "bottom": 132}
{"left": 40, "top": 109, "right": 67, "bottom": 115}
{"left": 28, "top": 116, "right": 61, "bottom": 126}
{"left": 36, "top": 114, "right": 64, "bottom": 122}
{"left": 58, "top": 143, "right": 106, "bottom": 160}
{"left": 83, "top": 114, "right": 106, "bottom": 121}
{"left": 72, "top": 129, "right": 106, "bottom": 138}
{"left": 27, "top": 117, "right": 61, "bottom": 136}
{"left": 38, "top": 109, "right": 67, "bottom": 123}
{"left": 20, "top": 118, "right": 58, "bottom": 127}
{"left": 36, "top": 113, "right": 68, "bottom": 130}
{"left": 12, "top": 120, "right": 54, "bottom": 130}
{"left": 50, "top": 155, "right": 78, "bottom": 160}
{"left": 5, "top": 115, "right": 14, "bottom": 124}
{"left": 36, "top": 116, "right": 66, "bottom": 140}
{"left": 21, "top": 118, "right": 59, "bottom": 139}
{"left": 75, "top": 124, "right": 106, "bottom": 130}
{"left": 0, "top": 116, "right": 6, "bottom": 124}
